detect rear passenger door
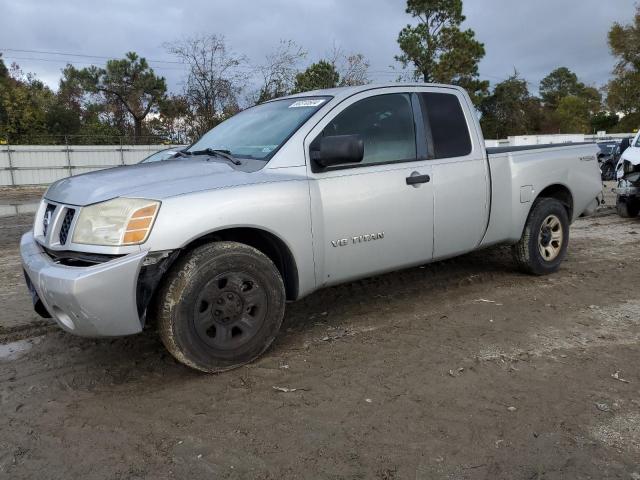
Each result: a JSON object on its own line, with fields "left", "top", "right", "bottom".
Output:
{"left": 417, "top": 90, "right": 490, "bottom": 259}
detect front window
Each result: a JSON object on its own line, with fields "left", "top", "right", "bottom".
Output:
{"left": 189, "top": 97, "right": 330, "bottom": 160}
{"left": 318, "top": 93, "right": 416, "bottom": 165}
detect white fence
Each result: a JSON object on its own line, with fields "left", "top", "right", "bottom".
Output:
{"left": 0, "top": 144, "right": 182, "bottom": 186}
{"left": 1, "top": 132, "right": 636, "bottom": 186}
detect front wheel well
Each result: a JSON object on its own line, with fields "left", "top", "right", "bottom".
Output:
{"left": 535, "top": 184, "right": 573, "bottom": 220}
{"left": 180, "top": 228, "right": 299, "bottom": 301}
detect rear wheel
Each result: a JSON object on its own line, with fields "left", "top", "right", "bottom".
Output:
{"left": 157, "top": 241, "right": 286, "bottom": 373}
{"left": 512, "top": 198, "right": 570, "bottom": 275}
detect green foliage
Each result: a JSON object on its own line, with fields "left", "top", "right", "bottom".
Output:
{"left": 293, "top": 61, "right": 340, "bottom": 93}
{"left": 76, "top": 52, "right": 167, "bottom": 140}
{"left": 553, "top": 96, "right": 591, "bottom": 133}
{"left": 0, "top": 67, "right": 56, "bottom": 143}
{"left": 536, "top": 67, "right": 603, "bottom": 134}
{"left": 608, "top": 8, "right": 640, "bottom": 72}
{"left": 147, "top": 95, "right": 191, "bottom": 143}
{"left": 0, "top": 53, "right": 8, "bottom": 80}
{"left": 396, "top": 0, "right": 488, "bottom": 105}
{"left": 45, "top": 100, "right": 82, "bottom": 137}
{"left": 606, "top": 5, "right": 640, "bottom": 131}
{"left": 590, "top": 112, "right": 619, "bottom": 132}
{"left": 480, "top": 74, "right": 537, "bottom": 139}
{"left": 539, "top": 67, "right": 585, "bottom": 109}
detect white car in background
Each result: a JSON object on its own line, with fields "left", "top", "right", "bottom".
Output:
{"left": 614, "top": 129, "right": 640, "bottom": 217}
{"left": 616, "top": 131, "right": 640, "bottom": 180}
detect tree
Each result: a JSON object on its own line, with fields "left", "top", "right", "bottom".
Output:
{"left": 553, "top": 96, "right": 590, "bottom": 133}
{"left": 0, "top": 53, "right": 8, "bottom": 80}
{"left": 166, "top": 35, "right": 248, "bottom": 138}
{"left": 327, "top": 45, "right": 371, "bottom": 87}
{"left": 539, "top": 67, "right": 585, "bottom": 109}
{"left": 339, "top": 53, "right": 370, "bottom": 86}
{"left": 538, "top": 67, "right": 603, "bottom": 132}
{"left": 0, "top": 64, "right": 56, "bottom": 143}
{"left": 590, "top": 112, "right": 619, "bottom": 133}
{"left": 0, "top": 54, "right": 9, "bottom": 137}
{"left": 255, "top": 40, "right": 307, "bottom": 103}
{"left": 480, "top": 73, "right": 537, "bottom": 139}
{"left": 147, "top": 94, "right": 190, "bottom": 144}
{"left": 396, "top": 0, "right": 488, "bottom": 105}
{"left": 606, "top": 6, "right": 640, "bottom": 131}
{"left": 293, "top": 61, "right": 340, "bottom": 93}
{"left": 76, "top": 52, "right": 167, "bottom": 141}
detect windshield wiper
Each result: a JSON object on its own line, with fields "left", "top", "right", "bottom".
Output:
{"left": 189, "top": 148, "right": 242, "bottom": 165}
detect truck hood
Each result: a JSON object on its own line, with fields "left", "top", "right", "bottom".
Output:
{"left": 44, "top": 158, "right": 271, "bottom": 206}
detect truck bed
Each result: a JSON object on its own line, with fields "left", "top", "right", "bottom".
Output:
{"left": 480, "top": 142, "right": 601, "bottom": 248}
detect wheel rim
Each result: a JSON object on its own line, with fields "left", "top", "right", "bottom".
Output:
{"left": 538, "top": 214, "right": 563, "bottom": 261}
{"left": 193, "top": 271, "right": 268, "bottom": 350}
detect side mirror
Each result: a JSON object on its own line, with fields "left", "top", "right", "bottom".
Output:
{"left": 312, "top": 134, "right": 364, "bottom": 168}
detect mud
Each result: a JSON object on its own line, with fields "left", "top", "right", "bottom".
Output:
{"left": 0, "top": 188, "right": 638, "bottom": 479}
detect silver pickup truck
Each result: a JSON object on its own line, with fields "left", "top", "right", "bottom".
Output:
{"left": 21, "top": 84, "right": 602, "bottom": 372}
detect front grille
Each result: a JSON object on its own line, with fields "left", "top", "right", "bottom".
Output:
{"left": 59, "top": 208, "right": 75, "bottom": 245}
{"left": 43, "top": 203, "right": 56, "bottom": 237}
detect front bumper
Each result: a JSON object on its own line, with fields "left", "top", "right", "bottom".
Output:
{"left": 20, "top": 231, "right": 147, "bottom": 337}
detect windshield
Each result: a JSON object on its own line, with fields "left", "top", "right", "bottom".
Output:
{"left": 636, "top": 134, "right": 640, "bottom": 147}
{"left": 188, "top": 96, "right": 331, "bottom": 160}
{"left": 599, "top": 143, "right": 616, "bottom": 154}
{"left": 141, "top": 148, "right": 181, "bottom": 163}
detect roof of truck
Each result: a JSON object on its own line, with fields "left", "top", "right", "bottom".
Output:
{"left": 280, "top": 83, "right": 466, "bottom": 102}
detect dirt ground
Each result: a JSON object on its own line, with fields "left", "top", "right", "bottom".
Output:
{"left": 1, "top": 186, "right": 639, "bottom": 479}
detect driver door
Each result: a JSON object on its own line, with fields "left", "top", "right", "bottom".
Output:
{"left": 305, "top": 90, "right": 435, "bottom": 287}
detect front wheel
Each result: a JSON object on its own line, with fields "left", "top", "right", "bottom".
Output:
{"left": 156, "top": 241, "right": 286, "bottom": 373}
{"left": 512, "top": 198, "right": 570, "bottom": 275}
{"left": 616, "top": 196, "right": 640, "bottom": 218}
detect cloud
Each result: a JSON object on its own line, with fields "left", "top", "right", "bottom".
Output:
{"left": 0, "top": 0, "right": 634, "bottom": 95}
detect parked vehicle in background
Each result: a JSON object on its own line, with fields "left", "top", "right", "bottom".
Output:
{"left": 597, "top": 141, "right": 621, "bottom": 180}
{"left": 615, "top": 130, "right": 640, "bottom": 217}
{"left": 140, "top": 147, "right": 186, "bottom": 163}
{"left": 20, "top": 84, "right": 603, "bottom": 373}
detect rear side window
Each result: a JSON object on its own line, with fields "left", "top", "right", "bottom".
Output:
{"left": 419, "top": 93, "right": 472, "bottom": 159}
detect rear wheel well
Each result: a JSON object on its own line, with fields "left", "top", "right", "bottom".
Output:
{"left": 180, "top": 228, "right": 299, "bottom": 301}
{"left": 536, "top": 184, "right": 573, "bottom": 220}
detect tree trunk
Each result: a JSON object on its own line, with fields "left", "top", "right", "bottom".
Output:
{"left": 133, "top": 117, "right": 142, "bottom": 144}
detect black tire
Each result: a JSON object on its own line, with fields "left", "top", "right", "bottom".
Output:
{"left": 512, "top": 198, "right": 570, "bottom": 275}
{"left": 156, "top": 241, "right": 286, "bottom": 373}
{"left": 616, "top": 196, "right": 640, "bottom": 218}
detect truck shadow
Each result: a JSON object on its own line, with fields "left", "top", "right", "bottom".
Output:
{"left": 284, "top": 244, "right": 517, "bottom": 327}
{"left": 5, "top": 244, "right": 522, "bottom": 390}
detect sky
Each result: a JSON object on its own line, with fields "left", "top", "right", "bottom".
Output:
{"left": 0, "top": 0, "right": 635, "bottom": 97}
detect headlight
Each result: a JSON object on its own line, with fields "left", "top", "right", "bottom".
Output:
{"left": 72, "top": 198, "right": 160, "bottom": 246}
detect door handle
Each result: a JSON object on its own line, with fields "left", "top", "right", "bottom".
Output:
{"left": 406, "top": 173, "right": 430, "bottom": 186}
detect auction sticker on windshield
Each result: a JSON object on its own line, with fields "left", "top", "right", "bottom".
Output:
{"left": 289, "top": 99, "right": 326, "bottom": 108}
